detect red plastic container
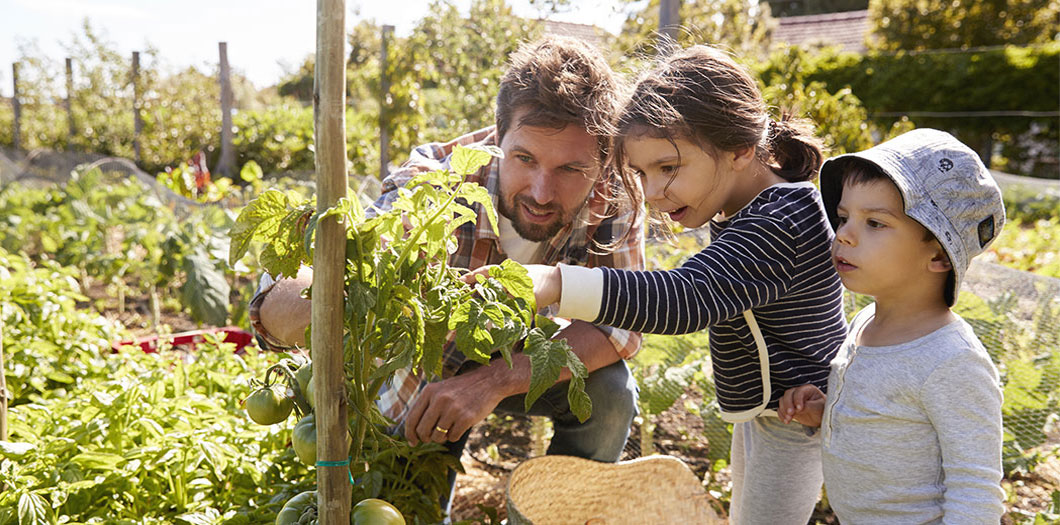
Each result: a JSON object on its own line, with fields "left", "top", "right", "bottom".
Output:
{"left": 113, "top": 326, "right": 255, "bottom": 354}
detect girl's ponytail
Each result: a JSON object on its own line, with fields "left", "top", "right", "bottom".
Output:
{"left": 767, "top": 114, "right": 824, "bottom": 183}
{"left": 614, "top": 46, "right": 827, "bottom": 189}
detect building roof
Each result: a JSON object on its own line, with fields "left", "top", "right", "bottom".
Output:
{"left": 539, "top": 19, "right": 608, "bottom": 48}
{"left": 773, "top": 9, "right": 869, "bottom": 53}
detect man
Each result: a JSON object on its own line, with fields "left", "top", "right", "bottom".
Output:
{"left": 249, "top": 35, "right": 643, "bottom": 476}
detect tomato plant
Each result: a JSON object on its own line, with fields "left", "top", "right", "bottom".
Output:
{"left": 231, "top": 145, "right": 589, "bottom": 521}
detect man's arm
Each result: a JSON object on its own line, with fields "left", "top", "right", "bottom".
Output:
{"left": 404, "top": 319, "right": 620, "bottom": 445}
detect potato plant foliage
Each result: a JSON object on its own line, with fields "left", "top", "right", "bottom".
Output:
{"left": 229, "top": 145, "right": 590, "bottom": 520}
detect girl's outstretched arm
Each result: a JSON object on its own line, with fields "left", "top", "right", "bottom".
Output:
{"left": 563, "top": 214, "right": 799, "bottom": 335}
{"left": 465, "top": 213, "right": 800, "bottom": 335}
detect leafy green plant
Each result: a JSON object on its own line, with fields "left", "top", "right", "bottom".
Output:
{"left": 988, "top": 218, "right": 1060, "bottom": 278}
{"left": 229, "top": 145, "right": 590, "bottom": 521}
{"left": 0, "top": 333, "right": 304, "bottom": 524}
{"left": 0, "top": 167, "right": 237, "bottom": 326}
{"left": 0, "top": 247, "right": 122, "bottom": 404}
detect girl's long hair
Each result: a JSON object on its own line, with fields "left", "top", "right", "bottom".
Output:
{"left": 608, "top": 46, "right": 824, "bottom": 241}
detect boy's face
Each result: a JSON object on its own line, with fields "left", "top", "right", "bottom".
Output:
{"left": 832, "top": 178, "right": 948, "bottom": 303}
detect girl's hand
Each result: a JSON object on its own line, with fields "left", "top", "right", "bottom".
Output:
{"left": 461, "top": 264, "right": 563, "bottom": 309}
{"left": 779, "top": 384, "right": 825, "bottom": 427}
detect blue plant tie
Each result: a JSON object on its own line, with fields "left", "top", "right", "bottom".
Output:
{"left": 315, "top": 458, "right": 350, "bottom": 467}
{"left": 316, "top": 457, "right": 357, "bottom": 484}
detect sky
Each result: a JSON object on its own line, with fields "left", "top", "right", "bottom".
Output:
{"left": 0, "top": 0, "right": 637, "bottom": 97}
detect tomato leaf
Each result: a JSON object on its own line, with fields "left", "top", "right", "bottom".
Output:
{"left": 565, "top": 347, "right": 592, "bottom": 423}
{"left": 523, "top": 328, "right": 566, "bottom": 411}
{"left": 489, "top": 260, "right": 535, "bottom": 323}
{"left": 228, "top": 189, "right": 289, "bottom": 265}
{"left": 457, "top": 183, "right": 499, "bottom": 236}
{"left": 449, "top": 144, "right": 494, "bottom": 176}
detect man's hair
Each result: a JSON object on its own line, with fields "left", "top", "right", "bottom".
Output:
{"left": 495, "top": 35, "right": 621, "bottom": 163}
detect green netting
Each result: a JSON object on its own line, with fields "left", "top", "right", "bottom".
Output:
{"left": 627, "top": 243, "right": 1060, "bottom": 477}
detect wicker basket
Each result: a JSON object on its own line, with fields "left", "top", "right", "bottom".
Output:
{"left": 506, "top": 455, "right": 723, "bottom": 525}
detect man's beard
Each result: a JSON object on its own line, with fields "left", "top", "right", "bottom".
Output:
{"left": 497, "top": 193, "right": 568, "bottom": 242}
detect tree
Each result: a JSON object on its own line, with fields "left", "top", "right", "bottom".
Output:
{"left": 614, "top": 0, "right": 776, "bottom": 60}
{"left": 403, "top": 0, "right": 540, "bottom": 136}
{"left": 868, "top": 0, "right": 1060, "bottom": 51}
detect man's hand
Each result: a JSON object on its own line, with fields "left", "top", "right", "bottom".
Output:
{"left": 404, "top": 366, "right": 509, "bottom": 445}
{"left": 778, "top": 384, "right": 825, "bottom": 427}
{"left": 462, "top": 263, "right": 563, "bottom": 309}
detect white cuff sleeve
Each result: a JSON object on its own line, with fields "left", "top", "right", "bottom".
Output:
{"left": 556, "top": 264, "right": 604, "bottom": 322}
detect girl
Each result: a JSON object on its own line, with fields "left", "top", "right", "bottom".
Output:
{"left": 485, "top": 46, "right": 849, "bottom": 524}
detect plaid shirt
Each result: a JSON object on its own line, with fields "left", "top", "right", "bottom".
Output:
{"left": 372, "top": 127, "right": 644, "bottom": 424}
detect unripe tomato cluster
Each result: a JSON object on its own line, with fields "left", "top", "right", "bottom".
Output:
{"left": 247, "top": 361, "right": 405, "bottom": 524}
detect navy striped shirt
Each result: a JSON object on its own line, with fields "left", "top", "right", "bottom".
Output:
{"left": 595, "top": 183, "right": 847, "bottom": 416}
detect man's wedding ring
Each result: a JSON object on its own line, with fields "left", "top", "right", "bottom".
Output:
{"left": 436, "top": 426, "right": 449, "bottom": 434}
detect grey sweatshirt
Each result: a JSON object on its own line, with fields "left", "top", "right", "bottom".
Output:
{"left": 821, "top": 304, "right": 1005, "bottom": 524}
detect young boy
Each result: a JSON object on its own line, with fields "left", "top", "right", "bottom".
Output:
{"left": 779, "top": 128, "right": 1007, "bottom": 523}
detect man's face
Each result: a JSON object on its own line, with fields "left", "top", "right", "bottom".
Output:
{"left": 496, "top": 109, "right": 601, "bottom": 242}
{"left": 832, "top": 178, "right": 944, "bottom": 303}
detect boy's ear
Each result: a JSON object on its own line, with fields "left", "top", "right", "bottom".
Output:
{"left": 928, "top": 247, "right": 953, "bottom": 273}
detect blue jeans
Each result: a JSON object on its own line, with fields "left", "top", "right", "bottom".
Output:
{"left": 442, "top": 359, "right": 638, "bottom": 512}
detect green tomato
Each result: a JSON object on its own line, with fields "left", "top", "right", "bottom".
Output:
{"left": 246, "top": 384, "right": 293, "bottom": 425}
{"left": 275, "top": 490, "right": 317, "bottom": 525}
{"left": 352, "top": 498, "right": 405, "bottom": 525}
{"left": 306, "top": 376, "right": 315, "bottom": 410}
{"left": 292, "top": 413, "right": 317, "bottom": 465}
{"left": 295, "top": 362, "right": 313, "bottom": 397}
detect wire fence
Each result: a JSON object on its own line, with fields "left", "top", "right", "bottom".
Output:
{"left": 626, "top": 230, "right": 1060, "bottom": 479}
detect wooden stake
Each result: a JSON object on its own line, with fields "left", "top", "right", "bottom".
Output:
{"left": 314, "top": 0, "right": 351, "bottom": 522}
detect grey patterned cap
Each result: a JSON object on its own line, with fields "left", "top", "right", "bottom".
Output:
{"left": 820, "top": 128, "right": 1006, "bottom": 306}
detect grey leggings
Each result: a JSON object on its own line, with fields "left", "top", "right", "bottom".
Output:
{"left": 729, "top": 415, "right": 823, "bottom": 525}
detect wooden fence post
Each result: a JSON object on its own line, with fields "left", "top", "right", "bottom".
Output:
{"left": 216, "top": 42, "right": 235, "bottom": 178}
{"left": 12, "top": 63, "right": 20, "bottom": 151}
{"left": 379, "top": 25, "right": 393, "bottom": 180}
{"left": 132, "top": 51, "right": 142, "bottom": 163}
{"left": 658, "top": 0, "right": 681, "bottom": 54}
{"left": 314, "top": 0, "right": 351, "bottom": 521}
{"left": 1, "top": 316, "right": 7, "bottom": 443}
{"left": 66, "top": 57, "right": 75, "bottom": 143}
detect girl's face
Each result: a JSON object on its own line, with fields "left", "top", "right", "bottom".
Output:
{"left": 624, "top": 135, "right": 739, "bottom": 229}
